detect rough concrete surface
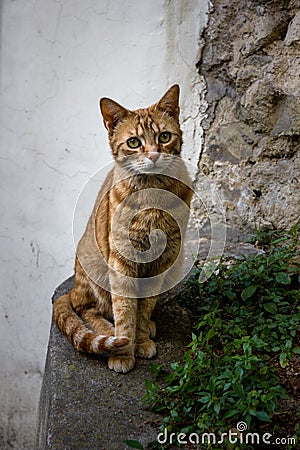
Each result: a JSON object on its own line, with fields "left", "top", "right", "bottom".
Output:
{"left": 37, "top": 277, "right": 191, "bottom": 450}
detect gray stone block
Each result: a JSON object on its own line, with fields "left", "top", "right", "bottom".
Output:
{"left": 37, "top": 277, "right": 191, "bottom": 450}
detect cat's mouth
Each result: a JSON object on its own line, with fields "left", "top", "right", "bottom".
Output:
{"left": 137, "top": 161, "right": 166, "bottom": 175}
{"left": 118, "top": 153, "right": 179, "bottom": 176}
{"left": 141, "top": 158, "right": 162, "bottom": 170}
{"left": 120, "top": 156, "right": 165, "bottom": 174}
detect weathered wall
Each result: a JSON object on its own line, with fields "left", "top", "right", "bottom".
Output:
{"left": 195, "top": 0, "right": 300, "bottom": 233}
{"left": 3, "top": 0, "right": 299, "bottom": 447}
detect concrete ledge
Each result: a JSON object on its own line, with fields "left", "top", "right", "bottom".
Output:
{"left": 37, "top": 277, "right": 191, "bottom": 450}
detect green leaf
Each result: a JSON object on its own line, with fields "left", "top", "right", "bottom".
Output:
{"left": 279, "top": 352, "right": 289, "bottom": 368}
{"left": 264, "top": 303, "right": 277, "bottom": 314}
{"left": 171, "top": 409, "right": 179, "bottom": 418}
{"left": 224, "top": 290, "right": 235, "bottom": 300}
{"left": 241, "top": 285, "right": 257, "bottom": 301}
{"left": 223, "top": 409, "right": 240, "bottom": 418}
{"left": 252, "top": 411, "right": 271, "bottom": 422}
{"left": 285, "top": 339, "right": 292, "bottom": 350}
{"left": 214, "top": 402, "right": 221, "bottom": 414}
{"left": 275, "top": 272, "right": 291, "bottom": 285}
{"left": 233, "top": 383, "right": 244, "bottom": 396}
{"left": 272, "top": 237, "right": 289, "bottom": 245}
{"left": 199, "top": 395, "right": 210, "bottom": 403}
{"left": 145, "top": 379, "right": 155, "bottom": 391}
{"left": 123, "top": 440, "right": 144, "bottom": 449}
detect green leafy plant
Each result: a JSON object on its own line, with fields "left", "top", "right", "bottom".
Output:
{"left": 144, "top": 225, "right": 300, "bottom": 448}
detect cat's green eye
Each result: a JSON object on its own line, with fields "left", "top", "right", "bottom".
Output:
{"left": 158, "top": 132, "right": 171, "bottom": 144}
{"left": 127, "top": 137, "right": 142, "bottom": 149}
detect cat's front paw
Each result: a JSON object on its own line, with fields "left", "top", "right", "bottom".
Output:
{"left": 108, "top": 355, "right": 135, "bottom": 373}
{"left": 135, "top": 340, "right": 157, "bottom": 359}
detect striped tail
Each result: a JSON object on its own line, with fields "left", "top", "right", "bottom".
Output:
{"left": 53, "top": 294, "right": 129, "bottom": 353}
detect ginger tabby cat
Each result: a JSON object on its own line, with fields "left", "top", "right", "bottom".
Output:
{"left": 53, "top": 85, "right": 193, "bottom": 373}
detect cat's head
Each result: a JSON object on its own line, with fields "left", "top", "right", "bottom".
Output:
{"left": 100, "top": 85, "right": 182, "bottom": 174}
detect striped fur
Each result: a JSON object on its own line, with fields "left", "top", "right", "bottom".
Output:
{"left": 53, "top": 85, "right": 193, "bottom": 373}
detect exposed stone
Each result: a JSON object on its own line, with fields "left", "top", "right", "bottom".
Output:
{"left": 206, "top": 121, "right": 257, "bottom": 163}
{"left": 272, "top": 95, "right": 300, "bottom": 136}
{"left": 240, "top": 79, "right": 283, "bottom": 133}
{"left": 285, "top": 10, "right": 300, "bottom": 45}
{"left": 196, "top": 0, "right": 300, "bottom": 234}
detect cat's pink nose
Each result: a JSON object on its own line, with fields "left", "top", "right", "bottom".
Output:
{"left": 147, "top": 152, "right": 160, "bottom": 163}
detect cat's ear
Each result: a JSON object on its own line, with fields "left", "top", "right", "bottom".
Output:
{"left": 100, "top": 98, "right": 128, "bottom": 131}
{"left": 156, "top": 84, "right": 180, "bottom": 120}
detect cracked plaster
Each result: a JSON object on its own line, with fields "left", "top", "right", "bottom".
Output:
{"left": 0, "top": 0, "right": 208, "bottom": 448}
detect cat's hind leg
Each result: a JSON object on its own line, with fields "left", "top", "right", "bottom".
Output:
{"left": 53, "top": 291, "right": 129, "bottom": 354}
{"left": 81, "top": 307, "right": 115, "bottom": 336}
